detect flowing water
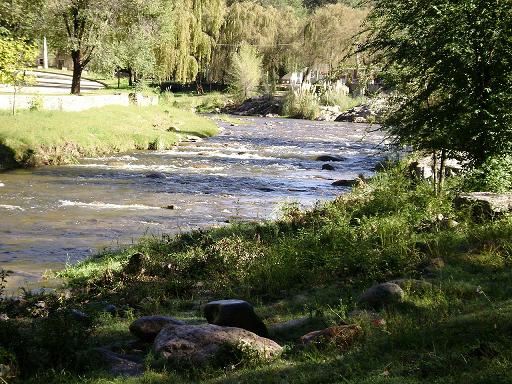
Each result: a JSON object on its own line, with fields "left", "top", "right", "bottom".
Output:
{"left": 0, "top": 116, "right": 389, "bottom": 293}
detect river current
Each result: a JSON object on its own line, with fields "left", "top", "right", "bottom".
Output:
{"left": 0, "top": 116, "right": 389, "bottom": 292}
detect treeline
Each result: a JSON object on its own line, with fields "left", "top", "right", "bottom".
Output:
{"left": 0, "top": 0, "right": 367, "bottom": 94}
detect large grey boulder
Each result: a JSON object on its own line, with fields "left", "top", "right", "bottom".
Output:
{"left": 358, "top": 282, "right": 404, "bottom": 308}
{"left": 129, "top": 315, "right": 185, "bottom": 342}
{"left": 455, "top": 192, "right": 512, "bottom": 217}
{"left": 154, "top": 323, "right": 282, "bottom": 364}
{"left": 204, "top": 299, "right": 268, "bottom": 337}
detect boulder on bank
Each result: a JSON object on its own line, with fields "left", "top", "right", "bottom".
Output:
{"left": 335, "top": 105, "right": 375, "bottom": 123}
{"left": 455, "top": 192, "right": 512, "bottom": 217}
{"left": 129, "top": 315, "right": 185, "bottom": 342}
{"left": 153, "top": 323, "right": 282, "bottom": 364}
{"left": 228, "top": 97, "right": 283, "bottom": 116}
{"left": 332, "top": 179, "right": 357, "bottom": 187}
{"left": 317, "top": 106, "right": 341, "bottom": 122}
{"left": 300, "top": 324, "right": 362, "bottom": 349}
{"left": 96, "top": 347, "right": 144, "bottom": 377}
{"left": 358, "top": 282, "right": 404, "bottom": 308}
{"left": 204, "top": 299, "right": 268, "bottom": 337}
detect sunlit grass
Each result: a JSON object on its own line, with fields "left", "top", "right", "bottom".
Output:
{"left": 0, "top": 104, "right": 218, "bottom": 168}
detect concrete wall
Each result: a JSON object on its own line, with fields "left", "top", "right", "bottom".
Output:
{"left": 0, "top": 93, "right": 158, "bottom": 112}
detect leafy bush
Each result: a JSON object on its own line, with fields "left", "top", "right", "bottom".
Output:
{"left": 283, "top": 89, "right": 320, "bottom": 119}
{"left": 461, "top": 155, "right": 512, "bottom": 192}
{"left": 228, "top": 44, "right": 263, "bottom": 102}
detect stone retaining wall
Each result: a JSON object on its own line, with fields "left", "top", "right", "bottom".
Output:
{"left": 0, "top": 93, "right": 158, "bottom": 112}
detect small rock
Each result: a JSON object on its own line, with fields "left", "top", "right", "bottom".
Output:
{"left": 316, "top": 155, "right": 345, "bottom": 162}
{"left": 122, "top": 252, "right": 148, "bottom": 276}
{"left": 70, "top": 309, "right": 90, "bottom": 322}
{"left": 162, "top": 205, "right": 175, "bottom": 210}
{"left": 146, "top": 172, "right": 167, "bottom": 179}
{"left": 358, "top": 282, "right": 404, "bottom": 308}
{"left": 96, "top": 347, "right": 144, "bottom": 377}
{"left": 257, "top": 187, "right": 275, "bottom": 192}
{"left": 104, "top": 304, "right": 117, "bottom": 315}
{"left": 322, "top": 164, "right": 335, "bottom": 171}
{"left": 332, "top": 179, "right": 357, "bottom": 187}
{"left": 442, "top": 218, "right": 460, "bottom": 229}
{"left": 204, "top": 299, "right": 268, "bottom": 337}
{"left": 154, "top": 323, "right": 282, "bottom": 364}
{"left": 129, "top": 315, "right": 185, "bottom": 342}
{"left": 300, "top": 324, "right": 362, "bottom": 349}
{"left": 0, "top": 313, "right": 9, "bottom": 321}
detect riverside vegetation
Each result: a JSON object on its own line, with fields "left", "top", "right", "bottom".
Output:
{"left": 0, "top": 103, "right": 218, "bottom": 169}
{"left": 1, "top": 163, "right": 512, "bottom": 383}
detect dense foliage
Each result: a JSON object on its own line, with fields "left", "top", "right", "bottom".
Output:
{"left": 0, "top": 0, "right": 367, "bottom": 93}
{"left": 362, "top": 0, "right": 512, "bottom": 167}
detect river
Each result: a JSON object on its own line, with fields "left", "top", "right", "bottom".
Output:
{"left": 0, "top": 116, "right": 389, "bottom": 293}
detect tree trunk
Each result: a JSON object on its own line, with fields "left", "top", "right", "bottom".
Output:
{"left": 71, "top": 50, "right": 83, "bottom": 95}
{"left": 128, "top": 68, "right": 133, "bottom": 87}
{"left": 432, "top": 151, "right": 438, "bottom": 195}
{"left": 438, "top": 149, "right": 447, "bottom": 194}
{"left": 12, "top": 87, "right": 16, "bottom": 116}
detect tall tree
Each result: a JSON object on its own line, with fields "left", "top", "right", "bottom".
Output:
{"left": 45, "top": 0, "right": 120, "bottom": 94}
{"left": 154, "top": 0, "right": 226, "bottom": 84}
{"left": 89, "top": 0, "right": 161, "bottom": 84}
{"left": 211, "top": 1, "right": 300, "bottom": 85}
{"left": 361, "top": 0, "right": 512, "bottom": 173}
{"left": 0, "top": 0, "right": 46, "bottom": 39}
{"left": 302, "top": 4, "right": 367, "bottom": 77}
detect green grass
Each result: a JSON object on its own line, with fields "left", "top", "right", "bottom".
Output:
{"left": 3, "top": 165, "right": 512, "bottom": 383}
{"left": 0, "top": 104, "right": 218, "bottom": 168}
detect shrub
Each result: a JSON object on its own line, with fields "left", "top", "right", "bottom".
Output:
{"left": 461, "top": 155, "right": 512, "bottom": 192}
{"left": 228, "top": 44, "right": 263, "bottom": 102}
{"left": 282, "top": 89, "right": 320, "bottom": 120}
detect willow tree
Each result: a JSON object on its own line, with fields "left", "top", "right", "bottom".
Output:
{"left": 302, "top": 4, "right": 368, "bottom": 78}
{"left": 154, "top": 0, "right": 225, "bottom": 84}
{"left": 210, "top": 1, "right": 300, "bottom": 87}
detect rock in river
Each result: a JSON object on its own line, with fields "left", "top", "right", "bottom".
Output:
{"left": 204, "top": 299, "right": 268, "bottom": 337}
{"left": 154, "top": 323, "right": 282, "bottom": 364}
{"left": 316, "top": 155, "right": 346, "bottom": 162}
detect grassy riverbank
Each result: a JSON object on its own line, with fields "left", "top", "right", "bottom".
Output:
{"left": 0, "top": 105, "right": 218, "bottom": 168}
{"left": 2, "top": 165, "right": 512, "bottom": 383}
